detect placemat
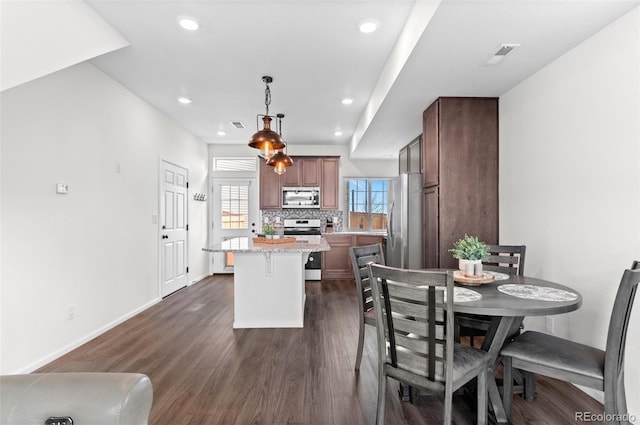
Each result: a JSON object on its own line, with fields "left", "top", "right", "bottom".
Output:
{"left": 497, "top": 284, "right": 578, "bottom": 302}
{"left": 486, "top": 271, "right": 510, "bottom": 280}
{"left": 419, "top": 286, "right": 482, "bottom": 302}
{"left": 445, "top": 287, "right": 483, "bottom": 303}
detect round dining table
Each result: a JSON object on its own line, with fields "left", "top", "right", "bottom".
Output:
{"left": 451, "top": 273, "right": 583, "bottom": 424}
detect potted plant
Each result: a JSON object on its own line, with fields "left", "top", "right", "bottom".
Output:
{"left": 449, "top": 234, "right": 490, "bottom": 274}
{"left": 263, "top": 224, "right": 276, "bottom": 239}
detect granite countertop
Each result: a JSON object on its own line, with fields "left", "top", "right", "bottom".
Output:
{"left": 203, "top": 237, "right": 330, "bottom": 253}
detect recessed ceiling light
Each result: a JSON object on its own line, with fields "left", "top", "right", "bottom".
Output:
{"left": 334, "top": 131, "right": 343, "bottom": 137}
{"left": 178, "top": 17, "right": 199, "bottom": 31}
{"left": 358, "top": 20, "right": 379, "bottom": 34}
{"left": 177, "top": 96, "right": 192, "bottom": 104}
{"left": 217, "top": 131, "right": 226, "bottom": 136}
{"left": 341, "top": 98, "right": 354, "bottom": 105}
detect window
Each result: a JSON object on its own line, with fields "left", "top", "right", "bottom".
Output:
{"left": 212, "top": 157, "right": 256, "bottom": 172}
{"left": 345, "top": 178, "right": 389, "bottom": 231}
{"left": 220, "top": 185, "right": 249, "bottom": 229}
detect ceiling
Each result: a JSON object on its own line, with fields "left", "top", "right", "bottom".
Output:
{"left": 86, "top": 0, "right": 639, "bottom": 160}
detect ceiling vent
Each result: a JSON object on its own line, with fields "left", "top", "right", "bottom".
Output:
{"left": 230, "top": 121, "right": 246, "bottom": 129}
{"left": 485, "top": 43, "right": 520, "bottom": 65}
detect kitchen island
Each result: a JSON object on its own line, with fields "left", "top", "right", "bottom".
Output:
{"left": 203, "top": 237, "right": 330, "bottom": 328}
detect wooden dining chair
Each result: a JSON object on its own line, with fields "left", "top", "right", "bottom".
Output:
{"left": 456, "top": 244, "right": 527, "bottom": 345}
{"left": 349, "top": 243, "right": 385, "bottom": 371}
{"left": 501, "top": 261, "right": 640, "bottom": 423}
{"left": 455, "top": 244, "right": 535, "bottom": 400}
{"left": 368, "top": 263, "right": 491, "bottom": 425}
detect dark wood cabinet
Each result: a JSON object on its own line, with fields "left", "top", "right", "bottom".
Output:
{"left": 399, "top": 146, "right": 408, "bottom": 174}
{"left": 259, "top": 156, "right": 339, "bottom": 210}
{"left": 423, "top": 186, "right": 439, "bottom": 268}
{"left": 422, "top": 97, "right": 498, "bottom": 269}
{"left": 321, "top": 234, "right": 353, "bottom": 279}
{"left": 283, "top": 157, "right": 320, "bottom": 187}
{"left": 321, "top": 233, "right": 384, "bottom": 279}
{"left": 399, "top": 135, "right": 421, "bottom": 174}
{"left": 320, "top": 157, "right": 339, "bottom": 210}
{"left": 259, "top": 160, "right": 282, "bottom": 209}
{"left": 409, "top": 137, "right": 421, "bottom": 174}
{"left": 422, "top": 104, "right": 439, "bottom": 188}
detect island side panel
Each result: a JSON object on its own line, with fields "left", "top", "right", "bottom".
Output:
{"left": 233, "top": 251, "right": 306, "bottom": 328}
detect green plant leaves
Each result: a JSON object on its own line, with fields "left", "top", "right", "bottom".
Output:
{"left": 448, "top": 234, "right": 489, "bottom": 260}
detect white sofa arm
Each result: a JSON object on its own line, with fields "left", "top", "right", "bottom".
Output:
{"left": 0, "top": 373, "right": 153, "bottom": 425}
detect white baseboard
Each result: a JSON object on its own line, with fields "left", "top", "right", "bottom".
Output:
{"left": 14, "top": 297, "right": 162, "bottom": 374}
{"left": 189, "top": 274, "right": 209, "bottom": 285}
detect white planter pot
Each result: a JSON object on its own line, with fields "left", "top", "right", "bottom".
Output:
{"left": 459, "top": 259, "right": 481, "bottom": 276}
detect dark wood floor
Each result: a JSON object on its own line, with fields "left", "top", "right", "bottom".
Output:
{"left": 38, "top": 276, "right": 605, "bottom": 424}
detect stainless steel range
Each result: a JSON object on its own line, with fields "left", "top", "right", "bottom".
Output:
{"left": 283, "top": 219, "right": 322, "bottom": 281}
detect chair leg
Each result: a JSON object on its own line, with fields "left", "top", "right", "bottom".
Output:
{"left": 477, "top": 367, "right": 488, "bottom": 425}
{"left": 523, "top": 370, "right": 536, "bottom": 401}
{"left": 444, "top": 383, "right": 453, "bottom": 425}
{"left": 605, "top": 370, "right": 629, "bottom": 425}
{"left": 355, "top": 319, "right": 365, "bottom": 370}
{"left": 376, "top": 368, "right": 387, "bottom": 425}
{"left": 503, "top": 357, "right": 513, "bottom": 421}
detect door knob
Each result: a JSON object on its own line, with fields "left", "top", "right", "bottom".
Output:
{"left": 162, "top": 235, "right": 168, "bottom": 239}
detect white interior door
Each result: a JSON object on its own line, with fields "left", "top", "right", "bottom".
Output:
{"left": 211, "top": 178, "right": 258, "bottom": 274}
{"left": 160, "top": 160, "right": 189, "bottom": 297}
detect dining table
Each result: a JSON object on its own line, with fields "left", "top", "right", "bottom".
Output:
{"left": 448, "top": 272, "right": 583, "bottom": 424}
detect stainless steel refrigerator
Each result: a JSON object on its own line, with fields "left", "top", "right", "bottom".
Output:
{"left": 386, "top": 173, "right": 423, "bottom": 269}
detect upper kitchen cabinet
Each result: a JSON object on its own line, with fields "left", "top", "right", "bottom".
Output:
{"left": 259, "top": 156, "right": 340, "bottom": 210}
{"left": 259, "top": 159, "right": 282, "bottom": 209}
{"left": 422, "top": 103, "right": 439, "bottom": 187}
{"left": 283, "top": 157, "right": 320, "bottom": 187}
{"left": 422, "top": 97, "right": 498, "bottom": 269}
{"left": 320, "top": 157, "right": 339, "bottom": 210}
{"left": 399, "top": 135, "right": 422, "bottom": 174}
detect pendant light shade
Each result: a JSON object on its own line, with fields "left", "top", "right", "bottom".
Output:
{"left": 248, "top": 76, "right": 285, "bottom": 152}
{"left": 266, "top": 113, "right": 293, "bottom": 175}
{"left": 248, "top": 115, "right": 285, "bottom": 152}
{"left": 267, "top": 150, "right": 294, "bottom": 175}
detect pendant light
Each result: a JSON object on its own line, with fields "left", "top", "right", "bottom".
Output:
{"left": 266, "top": 113, "right": 294, "bottom": 175}
{"left": 248, "top": 76, "right": 285, "bottom": 159}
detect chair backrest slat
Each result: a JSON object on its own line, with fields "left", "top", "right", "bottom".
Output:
{"left": 483, "top": 245, "right": 526, "bottom": 276}
{"left": 369, "top": 263, "right": 453, "bottom": 384}
{"left": 350, "top": 244, "right": 385, "bottom": 316}
{"left": 605, "top": 261, "right": 640, "bottom": 382}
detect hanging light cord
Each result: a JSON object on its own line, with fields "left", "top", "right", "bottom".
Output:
{"left": 264, "top": 81, "right": 271, "bottom": 116}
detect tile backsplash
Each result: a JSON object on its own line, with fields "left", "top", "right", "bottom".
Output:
{"left": 261, "top": 210, "right": 343, "bottom": 232}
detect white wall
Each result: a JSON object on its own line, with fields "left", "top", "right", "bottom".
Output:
{"left": 0, "top": 62, "right": 209, "bottom": 374}
{"left": 0, "top": 0, "right": 128, "bottom": 91}
{"left": 499, "top": 7, "right": 640, "bottom": 415}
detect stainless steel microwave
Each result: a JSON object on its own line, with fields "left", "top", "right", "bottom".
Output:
{"left": 282, "top": 187, "right": 320, "bottom": 208}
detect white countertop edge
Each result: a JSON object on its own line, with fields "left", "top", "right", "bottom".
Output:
{"left": 203, "top": 237, "right": 330, "bottom": 253}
